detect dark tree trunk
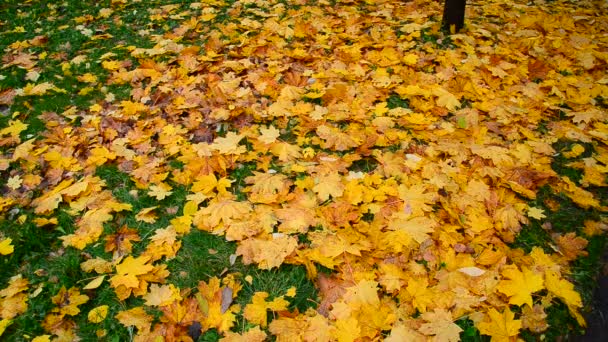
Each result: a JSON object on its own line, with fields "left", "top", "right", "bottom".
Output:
{"left": 442, "top": 0, "right": 467, "bottom": 33}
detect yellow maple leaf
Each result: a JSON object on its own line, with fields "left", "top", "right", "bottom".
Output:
{"left": 88, "top": 305, "right": 108, "bottom": 323}
{"left": 316, "top": 125, "right": 360, "bottom": 151}
{"left": 270, "top": 142, "right": 301, "bottom": 162}
{"left": 101, "top": 60, "right": 121, "bottom": 71}
{"left": 243, "top": 292, "right": 289, "bottom": 327}
{"left": 544, "top": 270, "right": 583, "bottom": 310}
{"left": 236, "top": 235, "right": 297, "bottom": 269}
{"left": 192, "top": 174, "right": 219, "bottom": 194}
{"left": 60, "top": 208, "right": 114, "bottom": 250}
{"left": 258, "top": 125, "right": 281, "bottom": 144}
{"left": 80, "top": 257, "right": 113, "bottom": 274}
{"left": 51, "top": 287, "right": 89, "bottom": 316}
{"left": 331, "top": 316, "right": 361, "bottom": 342}
{"left": 148, "top": 183, "right": 172, "bottom": 200}
{"left": 527, "top": 207, "right": 546, "bottom": 220}
{"left": 477, "top": 308, "right": 521, "bottom": 342}
{"left": 406, "top": 277, "right": 435, "bottom": 313}
{"left": 211, "top": 132, "right": 246, "bottom": 155}
{"left": 495, "top": 265, "right": 544, "bottom": 307}
{"left": 77, "top": 73, "right": 98, "bottom": 83}
{"left": 0, "top": 120, "right": 27, "bottom": 139}
{"left": 6, "top": 175, "right": 22, "bottom": 190}
{"left": 31, "top": 179, "right": 74, "bottom": 214}
{"left": 110, "top": 255, "right": 154, "bottom": 299}
{"left": 433, "top": 87, "right": 460, "bottom": 111}
{"left": 143, "top": 284, "right": 182, "bottom": 307}
{"left": 419, "top": 309, "right": 463, "bottom": 342}
{"left": 554, "top": 232, "right": 588, "bottom": 260}
{"left": 402, "top": 53, "right": 418, "bottom": 66}
{"left": 244, "top": 172, "right": 292, "bottom": 204}
{"left": 135, "top": 206, "right": 158, "bottom": 223}
{"left": 312, "top": 172, "right": 344, "bottom": 201}
{"left": 115, "top": 307, "right": 153, "bottom": 333}
{"left": 387, "top": 213, "right": 436, "bottom": 245}
{"left": 18, "top": 82, "right": 58, "bottom": 96}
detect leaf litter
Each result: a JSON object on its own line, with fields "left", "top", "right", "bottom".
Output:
{"left": 0, "top": 0, "right": 607, "bottom": 340}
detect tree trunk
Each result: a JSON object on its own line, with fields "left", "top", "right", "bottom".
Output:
{"left": 442, "top": 0, "right": 467, "bottom": 33}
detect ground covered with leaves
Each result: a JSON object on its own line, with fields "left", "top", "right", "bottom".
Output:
{"left": 0, "top": 0, "right": 607, "bottom": 340}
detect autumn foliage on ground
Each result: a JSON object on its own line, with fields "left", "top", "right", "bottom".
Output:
{"left": 0, "top": 0, "right": 607, "bottom": 340}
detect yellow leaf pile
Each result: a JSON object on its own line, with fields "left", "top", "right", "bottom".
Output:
{"left": 0, "top": 0, "right": 607, "bottom": 340}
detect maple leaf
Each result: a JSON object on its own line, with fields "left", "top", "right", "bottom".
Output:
{"left": 244, "top": 171, "right": 292, "bottom": 204}
{"left": 495, "top": 265, "right": 544, "bottom": 307}
{"left": 343, "top": 279, "right": 380, "bottom": 308}
{"left": 243, "top": 292, "right": 289, "bottom": 327}
{"left": 17, "top": 82, "right": 60, "bottom": 96}
{"left": 331, "top": 316, "right": 361, "bottom": 342}
{"left": 210, "top": 132, "right": 246, "bottom": 155}
{"left": 105, "top": 225, "right": 140, "bottom": 259}
{"left": 60, "top": 208, "right": 114, "bottom": 250}
{"left": 527, "top": 206, "right": 546, "bottom": 220}
{"left": 135, "top": 206, "right": 158, "bottom": 223}
{"left": 275, "top": 206, "right": 317, "bottom": 234}
{"left": 194, "top": 198, "right": 252, "bottom": 231}
{"left": 143, "top": 284, "right": 182, "bottom": 307}
{"left": 110, "top": 255, "right": 155, "bottom": 300}
{"left": 258, "top": 125, "right": 281, "bottom": 144}
{"left": 115, "top": 307, "right": 153, "bottom": 333}
{"left": 433, "top": 87, "right": 461, "bottom": 111}
{"left": 387, "top": 212, "right": 436, "bottom": 245}
{"left": 80, "top": 258, "right": 113, "bottom": 274}
{"left": 398, "top": 183, "right": 437, "bottom": 216}
{"left": 0, "top": 275, "right": 29, "bottom": 319}
{"left": 196, "top": 277, "right": 238, "bottom": 333}
{"left": 406, "top": 277, "right": 435, "bottom": 313}
{"left": 477, "top": 308, "right": 522, "bottom": 342}
{"left": 544, "top": 270, "right": 583, "bottom": 310}
{"left": 236, "top": 235, "right": 297, "bottom": 269}
{"left": 553, "top": 232, "right": 588, "bottom": 260}
{"left": 386, "top": 324, "right": 425, "bottom": 341}
{"left": 316, "top": 125, "right": 361, "bottom": 151}
{"left": 419, "top": 309, "right": 463, "bottom": 342}
{"left": 148, "top": 183, "right": 173, "bottom": 200}
{"left": 30, "top": 179, "right": 74, "bottom": 214}
{"left": 51, "top": 287, "right": 89, "bottom": 316}
{"left": 521, "top": 304, "right": 549, "bottom": 333}
{"left": 312, "top": 172, "right": 344, "bottom": 201}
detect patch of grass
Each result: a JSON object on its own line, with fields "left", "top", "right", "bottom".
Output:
{"left": 167, "top": 229, "right": 318, "bottom": 312}
{"left": 348, "top": 156, "right": 379, "bottom": 173}
{"left": 457, "top": 317, "right": 487, "bottom": 342}
{"left": 238, "top": 265, "right": 317, "bottom": 313}
{"left": 166, "top": 230, "right": 238, "bottom": 289}
{"left": 551, "top": 139, "right": 595, "bottom": 184}
{"left": 570, "top": 235, "right": 607, "bottom": 304}
{"left": 230, "top": 162, "right": 257, "bottom": 201}
{"left": 386, "top": 93, "right": 410, "bottom": 110}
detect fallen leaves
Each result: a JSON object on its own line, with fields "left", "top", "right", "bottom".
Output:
{"left": 478, "top": 308, "right": 522, "bottom": 342}
{"left": 0, "top": 0, "right": 607, "bottom": 340}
